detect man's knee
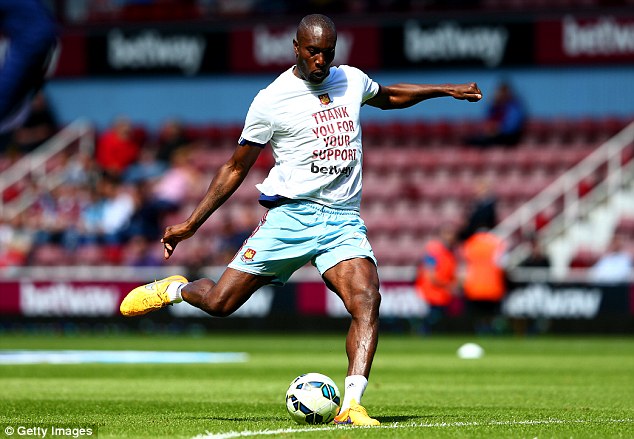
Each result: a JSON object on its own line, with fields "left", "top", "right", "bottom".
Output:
{"left": 348, "top": 286, "right": 381, "bottom": 316}
{"left": 184, "top": 279, "right": 236, "bottom": 317}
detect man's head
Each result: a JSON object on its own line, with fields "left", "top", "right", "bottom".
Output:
{"left": 293, "top": 14, "right": 336, "bottom": 84}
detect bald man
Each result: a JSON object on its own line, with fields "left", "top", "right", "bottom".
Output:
{"left": 120, "top": 14, "right": 482, "bottom": 426}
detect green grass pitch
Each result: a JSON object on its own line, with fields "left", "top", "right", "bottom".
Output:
{"left": 1, "top": 333, "right": 633, "bottom": 438}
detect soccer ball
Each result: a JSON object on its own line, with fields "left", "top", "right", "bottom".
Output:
{"left": 285, "top": 373, "right": 341, "bottom": 424}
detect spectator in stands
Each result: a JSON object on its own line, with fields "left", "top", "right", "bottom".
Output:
{"left": 0, "top": 213, "right": 35, "bottom": 266}
{"left": 588, "top": 235, "right": 633, "bottom": 284}
{"left": 121, "top": 235, "right": 163, "bottom": 267}
{"left": 414, "top": 223, "right": 459, "bottom": 334}
{"left": 122, "top": 147, "right": 167, "bottom": 184}
{"left": 518, "top": 235, "right": 551, "bottom": 269}
{"left": 77, "top": 176, "right": 135, "bottom": 247}
{"left": 155, "top": 119, "right": 190, "bottom": 165}
{"left": 458, "top": 178, "right": 497, "bottom": 242}
{"left": 10, "top": 91, "right": 58, "bottom": 154}
{"left": 460, "top": 229, "right": 507, "bottom": 334}
{"left": 149, "top": 146, "right": 200, "bottom": 212}
{"left": 215, "top": 218, "right": 254, "bottom": 265}
{"left": 467, "top": 81, "right": 526, "bottom": 148}
{"left": 95, "top": 117, "right": 141, "bottom": 178}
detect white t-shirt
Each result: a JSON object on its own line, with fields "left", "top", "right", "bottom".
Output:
{"left": 239, "top": 65, "right": 380, "bottom": 210}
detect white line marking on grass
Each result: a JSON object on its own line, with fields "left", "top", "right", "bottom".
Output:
{"left": 0, "top": 350, "right": 248, "bottom": 364}
{"left": 192, "top": 418, "right": 633, "bottom": 439}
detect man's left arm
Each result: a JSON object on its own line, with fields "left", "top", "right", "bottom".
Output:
{"left": 365, "top": 82, "right": 482, "bottom": 110}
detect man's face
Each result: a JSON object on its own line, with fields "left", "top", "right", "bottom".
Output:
{"left": 293, "top": 25, "right": 336, "bottom": 84}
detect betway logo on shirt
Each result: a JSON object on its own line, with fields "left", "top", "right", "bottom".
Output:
{"left": 20, "top": 282, "right": 121, "bottom": 316}
{"left": 563, "top": 16, "right": 634, "bottom": 57}
{"left": 107, "top": 29, "right": 206, "bottom": 75}
{"left": 404, "top": 21, "right": 508, "bottom": 67}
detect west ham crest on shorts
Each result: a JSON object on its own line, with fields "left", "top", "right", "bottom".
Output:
{"left": 241, "top": 248, "right": 257, "bottom": 262}
{"left": 318, "top": 93, "right": 332, "bottom": 106}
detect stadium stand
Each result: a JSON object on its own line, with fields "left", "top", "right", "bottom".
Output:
{"left": 0, "top": 115, "right": 631, "bottom": 271}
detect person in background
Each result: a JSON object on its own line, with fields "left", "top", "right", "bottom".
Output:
{"left": 461, "top": 229, "right": 507, "bottom": 334}
{"left": 588, "top": 235, "right": 633, "bottom": 284}
{"left": 518, "top": 235, "right": 551, "bottom": 269}
{"left": 467, "top": 81, "right": 526, "bottom": 148}
{"left": 96, "top": 117, "right": 142, "bottom": 178}
{"left": 156, "top": 119, "right": 191, "bottom": 165}
{"left": 414, "top": 224, "right": 458, "bottom": 334}
{"left": 458, "top": 179, "right": 497, "bottom": 242}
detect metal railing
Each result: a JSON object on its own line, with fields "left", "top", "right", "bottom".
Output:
{"left": 492, "top": 120, "right": 634, "bottom": 267}
{"left": 0, "top": 119, "right": 94, "bottom": 218}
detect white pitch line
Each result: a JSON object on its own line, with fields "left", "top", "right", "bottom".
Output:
{"left": 192, "top": 418, "right": 633, "bottom": 439}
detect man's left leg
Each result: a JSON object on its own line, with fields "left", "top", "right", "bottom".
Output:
{"left": 322, "top": 257, "right": 381, "bottom": 426}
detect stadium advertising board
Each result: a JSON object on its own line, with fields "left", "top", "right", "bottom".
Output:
{"left": 382, "top": 20, "right": 534, "bottom": 69}
{"left": 0, "top": 281, "right": 137, "bottom": 317}
{"left": 0, "top": 281, "right": 631, "bottom": 331}
{"left": 229, "top": 25, "right": 379, "bottom": 72}
{"left": 537, "top": 16, "right": 634, "bottom": 65}
{"left": 85, "top": 28, "right": 229, "bottom": 76}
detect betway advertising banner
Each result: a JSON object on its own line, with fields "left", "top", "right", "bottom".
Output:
{"left": 1, "top": 281, "right": 632, "bottom": 324}
{"left": 537, "top": 16, "right": 634, "bottom": 65}
{"left": 229, "top": 25, "right": 380, "bottom": 72}
{"left": 382, "top": 20, "right": 533, "bottom": 69}
{"left": 52, "top": 15, "right": 634, "bottom": 78}
{"left": 85, "top": 28, "right": 229, "bottom": 76}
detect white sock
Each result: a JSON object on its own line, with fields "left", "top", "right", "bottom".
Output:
{"left": 341, "top": 375, "right": 368, "bottom": 411}
{"left": 166, "top": 282, "right": 186, "bottom": 303}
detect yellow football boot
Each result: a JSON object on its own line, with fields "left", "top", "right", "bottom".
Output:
{"left": 120, "top": 275, "right": 188, "bottom": 317}
{"left": 333, "top": 399, "right": 380, "bottom": 426}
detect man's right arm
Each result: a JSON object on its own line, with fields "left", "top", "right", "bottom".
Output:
{"left": 161, "top": 143, "right": 262, "bottom": 259}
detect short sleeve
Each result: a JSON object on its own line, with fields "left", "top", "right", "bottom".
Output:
{"left": 240, "top": 91, "right": 274, "bottom": 146}
{"left": 356, "top": 68, "right": 380, "bottom": 104}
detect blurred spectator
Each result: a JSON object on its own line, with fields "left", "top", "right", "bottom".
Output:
{"left": 467, "top": 81, "right": 526, "bottom": 148}
{"left": 122, "top": 147, "right": 167, "bottom": 184}
{"left": 214, "top": 218, "right": 252, "bottom": 264}
{"left": 150, "top": 146, "right": 200, "bottom": 211}
{"left": 461, "top": 229, "right": 507, "bottom": 334}
{"left": 121, "top": 235, "right": 163, "bottom": 266}
{"left": 518, "top": 235, "right": 551, "bottom": 268}
{"left": 30, "top": 184, "right": 84, "bottom": 249}
{"left": 76, "top": 176, "right": 135, "bottom": 247}
{"left": 0, "top": 213, "right": 35, "bottom": 266}
{"left": 588, "top": 236, "right": 633, "bottom": 284}
{"left": 10, "top": 91, "right": 58, "bottom": 154}
{"left": 96, "top": 117, "right": 141, "bottom": 178}
{"left": 458, "top": 179, "right": 497, "bottom": 242}
{"left": 155, "top": 119, "right": 190, "bottom": 165}
{"left": 414, "top": 224, "right": 459, "bottom": 334}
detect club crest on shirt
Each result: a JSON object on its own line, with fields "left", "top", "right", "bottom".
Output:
{"left": 318, "top": 93, "right": 332, "bottom": 106}
{"left": 241, "top": 248, "right": 257, "bottom": 262}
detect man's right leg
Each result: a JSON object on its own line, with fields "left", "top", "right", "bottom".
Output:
{"left": 181, "top": 268, "right": 272, "bottom": 317}
{"left": 120, "top": 268, "right": 271, "bottom": 317}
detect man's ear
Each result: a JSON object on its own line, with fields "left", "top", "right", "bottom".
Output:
{"left": 293, "top": 39, "right": 299, "bottom": 57}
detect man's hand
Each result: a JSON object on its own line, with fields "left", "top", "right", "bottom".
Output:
{"left": 451, "top": 83, "right": 483, "bottom": 102}
{"left": 161, "top": 222, "right": 196, "bottom": 259}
